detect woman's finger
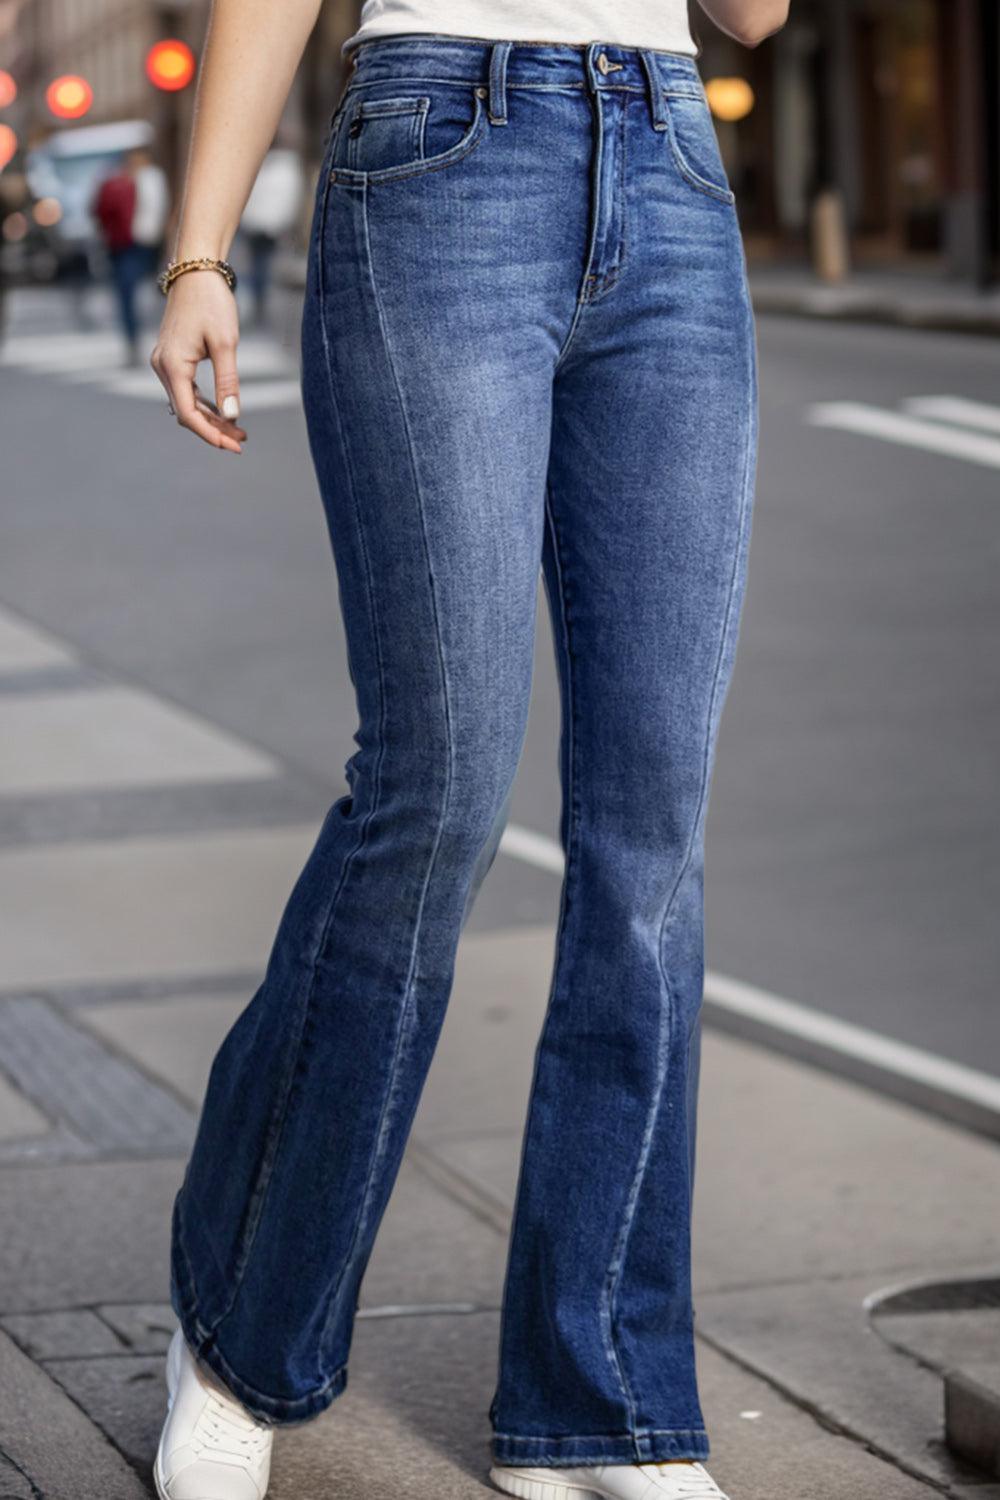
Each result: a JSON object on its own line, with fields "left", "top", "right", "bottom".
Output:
{"left": 165, "top": 358, "right": 242, "bottom": 452}
{"left": 207, "top": 333, "right": 241, "bottom": 424}
{"left": 194, "top": 384, "right": 248, "bottom": 440}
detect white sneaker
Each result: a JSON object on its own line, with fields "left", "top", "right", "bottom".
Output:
{"left": 490, "top": 1460, "right": 730, "bottom": 1500}
{"left": 153, "top": 1328, "right": 273, "bottom": 1500}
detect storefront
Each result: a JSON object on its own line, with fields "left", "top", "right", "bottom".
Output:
{"left": 695, "top": 0, "right": 998, "bottom": 284}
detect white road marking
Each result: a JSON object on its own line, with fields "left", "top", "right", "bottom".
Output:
{"left": 497, "top": 820, "right": 1000, "bottom": 1123}
{"left": 702, "top": 968, "right": 1000, "bottom": 1117}
{"left": 499, "top": 822, "right": 567, "bottom": 874}
{"left": 1, "top": 332, "right": 300, "bottom": 412}
{"left": 0, "top": 605, "right": 78, "bottom": 674}
{"left": 808, "top": 400, "right": 1000, "bottom": 469}
{"left": 903, "top": 395, "right": 1000, "bottom": 434}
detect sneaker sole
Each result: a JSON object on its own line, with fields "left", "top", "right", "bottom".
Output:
{"left": 489, "top": 1467, "right": 602, "bottom": 1500}
{"left": 152, "top": 1450, "right": 169, "bottom": 1500}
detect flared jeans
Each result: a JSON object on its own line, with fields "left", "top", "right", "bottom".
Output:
{"left": 169, "top": 33, "right": 759, "bottom": 1467}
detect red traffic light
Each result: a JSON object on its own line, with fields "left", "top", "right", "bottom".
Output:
{"left": 146, "top": 39, "right": 196, "bottom": 92}
{"left": 0, "top": 70, "right": 17, "bottom": 110}
{"left": 46, "top": 74, "right": 93, "bottom": 119}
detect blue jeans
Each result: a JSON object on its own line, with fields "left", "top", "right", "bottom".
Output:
{"left": 108, "top": 243, "right": 156, "bottom": 345}
{"left": 170, "top": 34, "right": 758, "bottom": 1467}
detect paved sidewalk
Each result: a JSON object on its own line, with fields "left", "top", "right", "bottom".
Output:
{"left": 748, "top": 262, "right": 1000, "bottom": 335}
{"left": 2, "top": 919, "right": 1000, "bottom": 1496}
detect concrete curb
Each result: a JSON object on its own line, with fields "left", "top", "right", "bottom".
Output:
{"left": 946, "top": 1365, "right": 1000, "bottom": 1478}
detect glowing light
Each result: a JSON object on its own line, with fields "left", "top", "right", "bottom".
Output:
{"left": 0, "top": 70, "right": 17, "bottom": 109}
{"left": 704, "top": 76, "right": 755, "bottom": 122}
{"left": 33, "top": 196, "right": 63, "bottom": 226}
{"left": 46, "top": 74, "right": 94, "bottom": 119}
{"left": 146, "top": 39, "right": 196, "bottom": 91}
{"left": 0, "top": 123, "right": 16, "bottom": 170}
{"left": 2, "top": 210, "right": 28, "bottom": 241}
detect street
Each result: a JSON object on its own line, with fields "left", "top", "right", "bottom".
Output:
{"left": 1, "top": 284, "right": 999, "bottom": 1499}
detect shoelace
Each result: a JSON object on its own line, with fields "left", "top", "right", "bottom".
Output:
{"left": 197, "top": 1393, "right": 269, "bottom": 1464}
{"left": 648, "top": 1461, "right": 728, "bottom": 1498}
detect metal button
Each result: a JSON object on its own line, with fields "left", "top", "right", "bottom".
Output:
{"left": 475, "top": 86, "right": 488, "bottom": 98}
{"left": 596, "top": 51, "right": 623, "bottom": 75}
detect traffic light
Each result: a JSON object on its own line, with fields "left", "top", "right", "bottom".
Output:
{"left": 0, "top": 70, "right": 16, "bottom": 109}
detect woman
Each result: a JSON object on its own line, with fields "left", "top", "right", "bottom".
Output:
{"left": 150, "top": 1, "right": 789, "bottom": 1496}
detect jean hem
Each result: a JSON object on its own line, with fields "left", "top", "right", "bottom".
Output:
{"left": 170, "top": 1195, "right": 348, "bottom": 1428}
{"left": 490, "top": 1427, "right": 711, "bottom": 1465}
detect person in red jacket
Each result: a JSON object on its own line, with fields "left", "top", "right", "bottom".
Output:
{"left": 93, "top": 148, "right": 169, "bottom": 365}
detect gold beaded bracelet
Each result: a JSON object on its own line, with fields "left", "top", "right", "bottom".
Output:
{"left": 157, "top": 256, "right": 238, "bottom": 296}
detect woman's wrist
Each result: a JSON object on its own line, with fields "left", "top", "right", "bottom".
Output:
{"left": 171, "top": 222, "right": 235, "bottom": 263}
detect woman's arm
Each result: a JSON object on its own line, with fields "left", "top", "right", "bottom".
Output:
{"left": 695, "top": 0, "right": 791, "bottom": 48}
{"left": 151, "top": 0, "right": 322, "bottom": 451}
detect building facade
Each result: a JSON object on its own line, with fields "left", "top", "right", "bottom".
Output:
{"left": 696, "top": 0, "right": 998, "bottom": 285}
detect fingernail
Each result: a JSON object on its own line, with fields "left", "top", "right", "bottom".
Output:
{"left": 222, "top": 396, "right": 239, "bottom": 419}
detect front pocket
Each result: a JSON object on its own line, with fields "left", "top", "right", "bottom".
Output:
{"left": 662, "top": 89, "right": 736, "bottom": 205}
{"left": 329, "top": 84, "right": 487, "bottom": 187}
{"left": 344, "top": 95, "right": 429, "bottom": 173}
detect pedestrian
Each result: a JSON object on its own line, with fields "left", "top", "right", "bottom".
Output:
{"left": 93, "top": 145, "right": 169, "bottom": 365}
{"left": 238, "top": 140, "right": 304, "bottom": 329}
{"left": 149, "top": 1, "right": 789, "bottom": 1497}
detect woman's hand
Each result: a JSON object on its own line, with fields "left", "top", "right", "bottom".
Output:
{"left": 151, "top": 270, "right": 248, "bottom": 454}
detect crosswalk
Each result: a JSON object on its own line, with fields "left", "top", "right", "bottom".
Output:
{"left": 808, "top": 393, "right": 1000, "bottom": 470}
{"left": 0, "top": 330, "right": 303, "bottom": 411}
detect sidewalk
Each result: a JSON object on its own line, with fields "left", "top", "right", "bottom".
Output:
{"left": 1, "top": 919, "right": 999, "bottom": 1499}
{"left": 747, "top": 262, "right": 1000, "bottom": 336}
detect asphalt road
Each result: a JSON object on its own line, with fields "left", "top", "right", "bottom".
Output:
{"left": 2, "top": 285, "right": 998, "bottom": 1083}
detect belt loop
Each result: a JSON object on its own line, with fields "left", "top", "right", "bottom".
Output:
{"left": 639, "top": 50, "right": 669, "bottom": 131}
{"left": 488, "top": 40, "right": 512, "bottom": 125}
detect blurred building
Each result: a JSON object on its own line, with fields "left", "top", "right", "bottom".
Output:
{"left": 2, "top": 0, "right": 996, "bottom": 285}
{"left": 696, "top": 0, "right": 998, "bottom": 286}
{"left": 1, "top": 0, "right": 361, "bottom": 185}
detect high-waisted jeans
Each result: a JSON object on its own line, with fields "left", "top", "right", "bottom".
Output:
{"left": 169, "top": 33, "right": 758, "bottom": 1468}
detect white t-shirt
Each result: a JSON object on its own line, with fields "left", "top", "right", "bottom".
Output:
{"left": 344, "top": 1, "right": 698, "bottom": 56}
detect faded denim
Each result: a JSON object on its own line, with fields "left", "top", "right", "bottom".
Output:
{"left": 170, "top": 33, "right": 758, "bottom": 1468}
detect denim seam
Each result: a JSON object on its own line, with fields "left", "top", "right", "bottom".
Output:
{"left": 200, "top": 169, "right": 393, "bottom": 1351}
{"left": 313, "top": 174, "right": 456, "bottom": 1374}
{"left": 556, "top": 92, "right": 604, "bottom": 351}
{"left": 330, "top": 92, "right": 486, "bottom": 188}
{"left": 491, "top": 480, "right": 580, "bottom": 1434}
{"left": 346, "top": 76, "right": 658, "bottom": 92}
{"left": 658, "top": 316, "right": 756, "bottom": 972}
{"left": 601, "top": 931, "right": 672, "bottom": 1452}
{"left": 660, "top": 93, "right": 735, "bottom": 205}
{"left": 493, "top": 1426, "right": 709, "bottom": 1442}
